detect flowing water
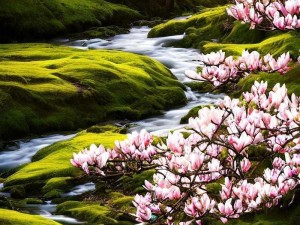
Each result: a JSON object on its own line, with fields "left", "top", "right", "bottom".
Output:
{"left": 0, "top": 134, "right": 76, "bottom": 171}
{"left": 1, "top": 18, "right": 225, "bottom": 224}
{"left": 66, "top": 25, "right": 225, "bottom": 135}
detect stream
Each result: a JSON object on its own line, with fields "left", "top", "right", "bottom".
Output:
{"left": 0, "top": 20, "right": 225, "bottom": 224}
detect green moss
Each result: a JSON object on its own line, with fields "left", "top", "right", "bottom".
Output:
{"left": 0, "top": 0, "right": 141, "bottom": 42}
{"left": 202, "top": 32, "right": 300, "bottom": 59}
{"left": 233, "top": 64, "right": 300, "bottom": 98}
{"left": 42, "top": 177, "right": 72, "bottom": 194}
{"left": 180, "top": 106, "right": 202, "bottom": 124}
{"left": 56, "top": 201, "right": 132, "bottom": 225}
{"left": 4, "top": 126, "right": 125, "bottom": 187}
{"left": 0, "top": 209, "right": 61, "bottom": 225}
{"left": 120, "top": 170, "right": 155, "bottom": 194}
{"left": 184, "top": 81, "right": 214, "bottom": 93}
{"left": 223, "top": 21, "right": 266, "bottom": 44}
{"left": 70, "top": 26, "right": 129, "bottom": 40}
{"left": 43, "top": 189, "right": 63, "bottom": 199}
{"left": 0, "top": 44, "right": 186, "bottom": 140}
{"left": 109, "top": 192, "right": 134, "bottom": 211}
{"left": 148, "top": 6, "right": 229, "bottom": 49}
{"left": 25, "top": 198, "right": 44, "bottom": 204}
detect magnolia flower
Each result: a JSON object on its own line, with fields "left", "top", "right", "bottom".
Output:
{"left": 227, "top": 0, "right": 300, "bottom": 30}
{"left": 187, "top": 49, "right": 291, "bottom": 88}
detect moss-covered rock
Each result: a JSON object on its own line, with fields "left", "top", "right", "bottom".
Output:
{"left": 25, "top": 198, "right": 44, "bottom": 204}
{"left": 43, "top": 189, "right": 63, "bottom": 200}
{"left": 202, "top": 32, "right": 300, "bottom": 59}
{"left": 120, "top": 170, "right": 155, "bottom": 194}
{"left": 0, "top": 0, "right": 142, "bottom": 42}
{"left": 184, "top": 81, "right": 214, "bottom": 93}
{"left": 4, "top": 126, "right": 125, "bottom": 187}
{"left": 233, "top": 64, "right": 300, "bottom": 98}
{"left": 0, "top": 209, "right": 61, "bottom": 225}
{"left": 69, "top": 26, "right": 130, "bottom": 40}
{"left": 0, "top": 44, "right": 186, "bottom": 140}
{"left": 148, "top": 6, "right": 228, "bottom": 45}
{"left": 108, "top": 192, "right": 134, "bottom": 211}
{"left": 148, "top": 6, "right": 280, "bottom": 49}
{"left": 56, "top": 201, "right": 133, "bottom": 225}
{"left": 42, "top": 177, "right": 72, "bottom": 194}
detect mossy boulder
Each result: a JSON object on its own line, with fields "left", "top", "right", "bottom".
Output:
{"left": 42, "top": 177, "right": 72, "bottom": 194}
{"left": 223, "top": 21, "right": 266, "bottom": 44}
{"left": 233, "top": 64, "right": 300, "bottom": 98}
{"left": 184, "top": 81, "right": 214, "bottom": 93}
{"left": 69, "top": 26, "right": 130, "bottom": 40}
{"left": 148, "top": 6, "right": 228, "bottom": 43}
{"left": 0, "top": 44, "right": 186, "bottom": 140}
{"left": 202, "top": 32, "right": 300, "bottom": 59}
{"left": 148, "top": 6, "right": 273, "bottom": 49}
{"left": 56, "top": 201, "right": 133, "bottom": 225}
{"left": 0, "top": 0, "right": 142, "bottom": 42}
{"left": 108, "top": 192, "right": 134, "bottom": 211}
{"left": 43, "top": 189, "right": 63, "bottom": 200}
{"left": 120, "top": 170, "right": 155, "bottom": 194}
{"left": 0, "top": 209, "right": 61, "bottom": 225}
{"left": 4, "top": 125, "right": 125, "bottom": 187}
{"left": 25, "top": 198, "right": 43, "bottom": 204}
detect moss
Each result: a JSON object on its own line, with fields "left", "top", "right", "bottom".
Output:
{"left": 202, "top": 32, "right": 300, "bottom": 59}
{"left": 206, "top": 183, "right": 222, "bottom": 195}
{"left": 0, "top": 209, "right": 61, "bottom": 225}
{"left": 0, "top": 0, "right": 141, "bottom": 42}
{"left": 184, "top": 81, "right": 214, "bottom": 93}
{"left": 108, "top": 192, "right": 134, "bottom": 211}
{"left": 223, "top": 21, "right": 266, "bottom": 44}
{"left": 120, "top": 170, "right": 155, "bottom": 194}
{"left": 233, "top": 64, "right": 300, "bottom": 98}
{"left": 25, "top": 198, "right": 43, "bottom": 204}
{"left": 56, "top": 201, "right": 132, "bottom": 225}
{"left": 43, "top": 189, "right": 63, "bottom": 199}
{"left": 69, "top": 26, "right": 129, "bottom": 40}
{"left": 4, "top": 126, "right": 125, "bottom": 187}
{"left": 0, "top": 44, "right": 186, "bottom": 141}
{"left": 148, "top": 6, "right": 229, "bottom": 49}
{"left": 42, "top": 177, "right": 72, "bottom": 194}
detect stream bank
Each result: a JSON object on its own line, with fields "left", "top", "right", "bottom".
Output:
{"left": 0, "top": 19, "right": 224, "bottom": 224}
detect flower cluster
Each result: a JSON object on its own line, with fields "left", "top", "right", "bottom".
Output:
{"left": 185, "top": 50, "right": 290, "bottom": 87}
{"left": 71, "top": 129, "right": 158, "bottom": 177}
{"left": 227, "top": 0, "right": 300, "bottom": 30}
{"left": 71, "top": 81, "right": 300, "bottom": 224}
